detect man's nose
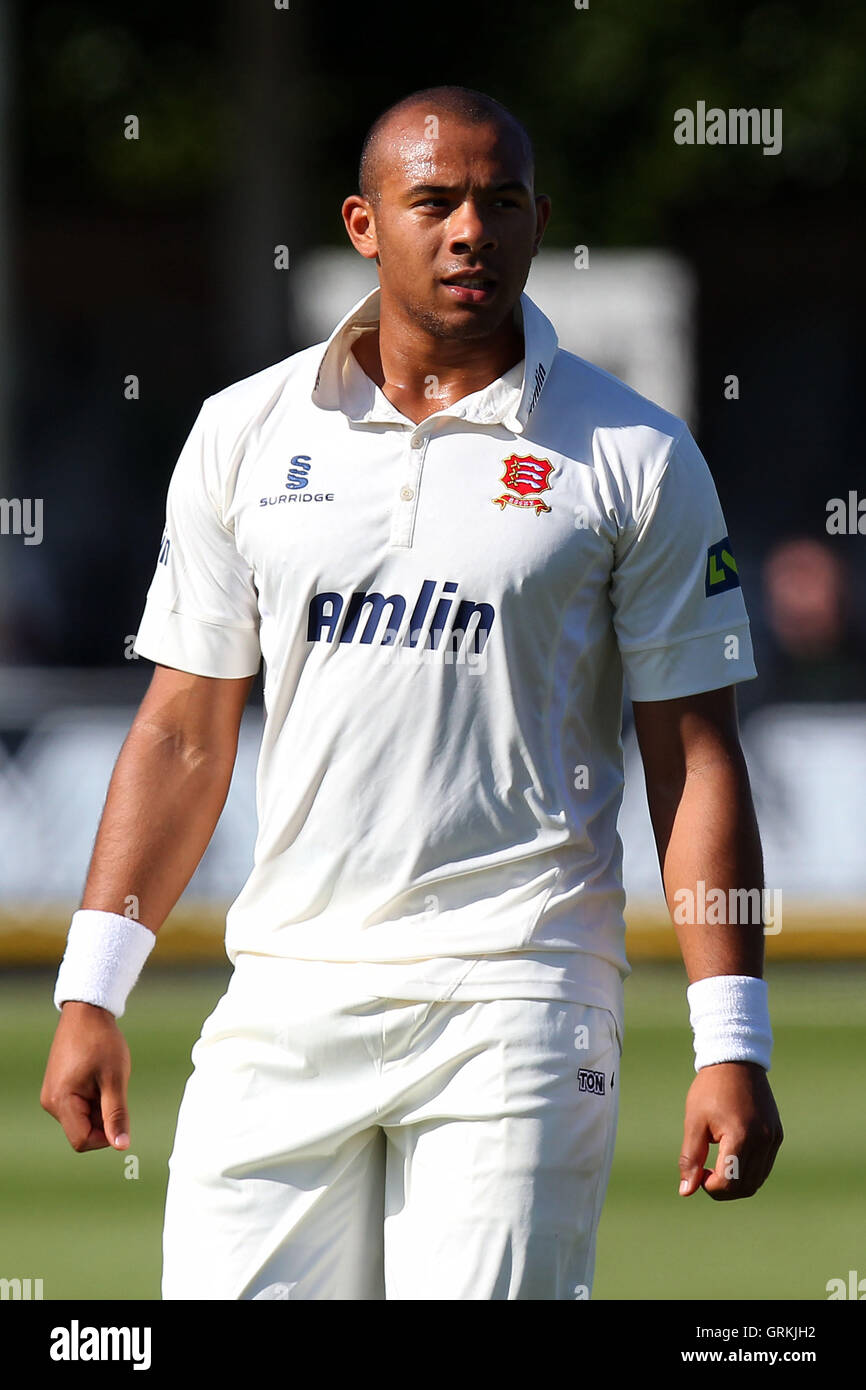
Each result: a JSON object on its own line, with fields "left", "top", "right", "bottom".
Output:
{"left": 448, "top": 200, "right": 496, "bottom": 254}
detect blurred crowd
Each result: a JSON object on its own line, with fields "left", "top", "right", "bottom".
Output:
{"left": 737, "top": 537, "right": 866, "bottom": 721}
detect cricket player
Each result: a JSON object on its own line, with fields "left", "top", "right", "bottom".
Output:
{"left": 41, "top": 85, "right": 783, "bottom": 1301}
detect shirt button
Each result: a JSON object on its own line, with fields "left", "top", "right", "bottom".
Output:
{"left": 411, "top": 437, "right": 423, "bottom": 449}
{"left": 400, "top": 485, "right": 415, "bottom": 501}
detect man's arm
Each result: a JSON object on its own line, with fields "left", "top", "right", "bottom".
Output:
{"left": 40, "top": 663, "right": 255, "bottom": 1154}
{"left": 632, "top": 685, "right": 783, "bottom": 1200}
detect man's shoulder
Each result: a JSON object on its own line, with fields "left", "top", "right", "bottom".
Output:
{"left": 546, "top": 344, "right": 687, "bottom": 444}
{"left": 199, "top": 341, "right": 326, "bottom": 423}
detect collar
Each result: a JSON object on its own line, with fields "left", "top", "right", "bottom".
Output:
{"left": 310, "top": 286, "right": 558, "bottom": 434}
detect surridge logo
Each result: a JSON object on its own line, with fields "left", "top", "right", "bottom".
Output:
{"left": 308, "top": 577, "right": 495, "bottom": 655}
{"left": 286, "top": 454, "right": 312, "bottom": 490}
{"left": 260, "top": 453, "right": 334, "bottom": 505}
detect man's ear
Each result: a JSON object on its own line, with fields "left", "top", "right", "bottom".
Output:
{"left": 532, "top": 193, "right": 552, "bottom": 256}
{"left": 342, "top": 195, "right": 380, "bottom": 261}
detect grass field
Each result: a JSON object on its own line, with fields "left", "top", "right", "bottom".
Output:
{"left": 1, "top": 960, "right": 863, "bottom": 1301}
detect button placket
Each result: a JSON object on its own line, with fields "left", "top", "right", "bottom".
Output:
{"left": 389, "top": 431, "right": 427, "bottom": 548}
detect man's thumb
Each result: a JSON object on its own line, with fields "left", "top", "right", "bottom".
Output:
{"left": 679, "top": 1118, "right": 710, "bottom": 1196}
{"left": 101, "top": 1083, "right": 130, "bottom": 1150}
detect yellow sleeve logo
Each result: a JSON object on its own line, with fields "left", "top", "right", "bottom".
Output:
{"left": 705, "top": 536, "right": 740, "bottom": 595}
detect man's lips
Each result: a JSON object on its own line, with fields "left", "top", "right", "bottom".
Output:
{"left": 440, "top": 271, "right": 498, "bottom": 305}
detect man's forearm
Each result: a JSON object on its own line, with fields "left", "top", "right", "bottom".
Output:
{"left": 636, "top": 692, "right": 783, "bottom": 1199}
{"left": 650, "top": 750, "right": 765, "bottom": 981}
{"left": 80, "top": 718, "right": 236, "bottom": 933}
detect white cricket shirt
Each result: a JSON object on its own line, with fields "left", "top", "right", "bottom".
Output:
{"left": 133, "top": 287, "right": 758, "bottom": 1036}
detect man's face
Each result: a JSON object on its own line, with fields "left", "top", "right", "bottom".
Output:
{"left": 348, "top": 112, "right": 550, "bottom": 341}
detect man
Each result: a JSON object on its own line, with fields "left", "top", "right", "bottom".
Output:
{"left": 42, "top": 85, "right": 782, "bottom": 1301}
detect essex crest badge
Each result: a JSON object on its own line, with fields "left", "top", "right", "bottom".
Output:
{"left": 492, "top": 454, "right": 554, "bottom": 515}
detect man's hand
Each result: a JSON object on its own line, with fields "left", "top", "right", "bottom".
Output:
{"left": 679, "top": 1061, "right": 783, "bottom": 1200}
{"left": 41, "top": 1002, "right": 132, "bottom": 1153}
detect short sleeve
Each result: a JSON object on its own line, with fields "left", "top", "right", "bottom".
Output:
{"left": 610, "top": 426, "right": 757, "bottom": 701}
{"left": 132, "top": 401, "right": 262, "bottom": 678}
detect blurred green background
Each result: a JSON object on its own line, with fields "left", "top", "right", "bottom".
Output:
{"left": 4, "top": 0, "right": 866, "bottom": 662}
{"left": 3, "top": 959, "right": 862, "bottom": 1301}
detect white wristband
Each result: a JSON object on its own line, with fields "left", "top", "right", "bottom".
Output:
{"left": 687, "top": 974, "right": 772, "bottom": 1072}
{"left": 54, "top": 910, "right": 156, "bottom": 1019}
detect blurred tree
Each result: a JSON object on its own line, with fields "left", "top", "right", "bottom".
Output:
{"left": 16, "top": 0, "right": 865, "bottom": 244}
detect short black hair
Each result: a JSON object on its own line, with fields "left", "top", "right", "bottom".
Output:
{"left": 358, "top": 85, "right": 535, "bottom": 205}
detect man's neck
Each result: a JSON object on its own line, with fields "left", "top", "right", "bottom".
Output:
{"left": 351, "top": 298, "right": 525, "bottom": 426}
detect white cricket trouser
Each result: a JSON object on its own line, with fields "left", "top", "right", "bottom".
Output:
{"left": 161, "top": 953, "right": 621, "bottom": 1300}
